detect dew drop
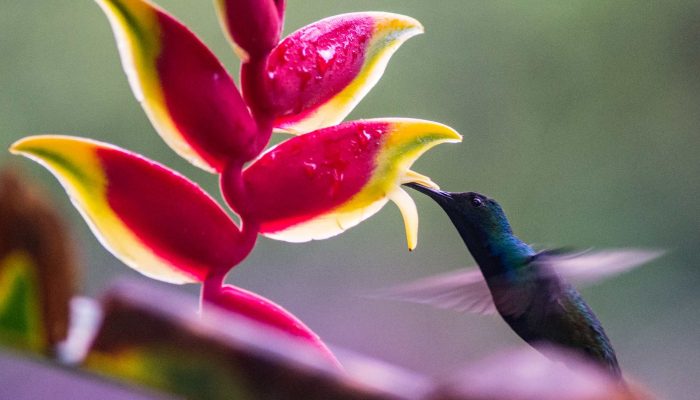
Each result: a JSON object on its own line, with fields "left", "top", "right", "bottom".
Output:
{"left": 357, "top": 128, "right": 372, "bottom": 146}
{"left": 329, "top": 168, "right": 345, "bottom": 197}
{"left": 303, "top": 160, "right": 318, "bottom": 177}
{"left": 300, "top": 26, "right": 321, "bottom": 42}
{"left": 316, "top": 47, "right": 336, "bottom": 74}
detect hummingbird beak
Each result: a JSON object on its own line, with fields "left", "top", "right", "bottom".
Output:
{"left": 403, "top": 182, "right": 453, "bottom": 204}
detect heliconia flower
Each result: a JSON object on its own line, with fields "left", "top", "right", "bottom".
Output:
{"left": 10, "top": 135, "right": 255, "bottom": 285}
{"left": 96, "top": 0, "right": 258, "bottom": 172}
{"left": 215, "top": 0, "right": 285, "bottom": 61}
{"left": 204, "top": 284, "right": 340, "bottom": 367}
{"left": 10, "top": 0, "right": 463, "bottom": 368}
{"left": 224, "top": 119, "right": 462, "bottom": 251}
{"left": 257, "top": 13, "right": 425, "bottom": 134}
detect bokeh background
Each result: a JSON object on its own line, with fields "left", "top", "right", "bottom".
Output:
{"left": 1, "top": 1, "right": 699, "bottom": 398}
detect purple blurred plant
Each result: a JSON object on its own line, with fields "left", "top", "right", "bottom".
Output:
{"left": 10, "top": 0, "right": 461, "bottom": 366}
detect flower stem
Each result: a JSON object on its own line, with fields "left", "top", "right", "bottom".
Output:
{"left": 241, "top": 57, "right": 274, "bottom": 124}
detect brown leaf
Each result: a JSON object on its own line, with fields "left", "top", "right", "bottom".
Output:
{"left": 0, "top": 167, "right": 78, "bottom": 352}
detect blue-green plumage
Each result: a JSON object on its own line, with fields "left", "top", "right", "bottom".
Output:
{"left": 404, "top": 183, "right": 623, "bottom": 377}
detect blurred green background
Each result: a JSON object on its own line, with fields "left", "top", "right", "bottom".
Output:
{"left": 1, "top": 1, "right": 699, "bottom": 398}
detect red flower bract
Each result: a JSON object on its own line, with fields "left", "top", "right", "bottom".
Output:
{"left": 216, "top": 0, "right": 285, "bottom": 60}
{"left": 98, "top": 147, "right": 247, "bottom": 281}
{"left": 233, "top": 121, "right": 385, "bottom": 231}
{"left": 264, "top": 15, "right": 374, "bottom": 119}
{"left": 155, "top": 10, "right": 258, "bottom": 169}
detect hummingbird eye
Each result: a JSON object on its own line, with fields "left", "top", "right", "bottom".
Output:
{"left": 470, "top": 196, "right": 484, "bottom": 208}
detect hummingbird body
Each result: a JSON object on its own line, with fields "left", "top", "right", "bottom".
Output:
{"left": 395, "top": 184, "right": 655, "bottom": 378}
{"left": 494, "top": 271, "right": 620, "bottom": 377}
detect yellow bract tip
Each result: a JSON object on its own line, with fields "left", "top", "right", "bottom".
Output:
{"left": 371, "top": 12, "right": 424, "bottom": 37}
{"left": 9, "top": 135, "right": 103, "bottom": 157}
{"left": 9, "top": 136, "right": 37, "bottom": 155}
{"left": 7, "top": 136, "right": 107, "bottom": 194}
{"left": 383, "top": 118, "right": 463, "bottom": 151}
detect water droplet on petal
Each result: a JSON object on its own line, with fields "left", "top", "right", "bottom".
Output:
{"left": 303, "top": 160, "right": 318, "bottom": 177}
{"left": 329, "top": 168, "right": 344, "bottom": 197}
{"left": 316, "top": 47, "right": 336, "bottom": 74}
{"left": 359, "top": 129, "right": 372, "bottom": 146}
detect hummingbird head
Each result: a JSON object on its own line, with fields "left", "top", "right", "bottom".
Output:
{"left": 404, "top": 183, "right": 513, "bottom": 239}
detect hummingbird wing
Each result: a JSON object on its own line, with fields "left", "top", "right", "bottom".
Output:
{"left": 371, "top": 248, "right": 662, "bottom": 317}
{"left": 371, "top": 267, "right": 497, "bottom": 315}
{"left": 533, "top": 248, "right": 664, "bottom": 287}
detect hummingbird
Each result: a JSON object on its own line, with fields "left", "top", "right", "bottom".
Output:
{"left": 381, "top": 183, "right": 662, "bottom": 378}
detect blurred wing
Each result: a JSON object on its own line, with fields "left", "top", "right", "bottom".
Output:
{"left": 373, "top": 267, "right": 496, "bottom": 315}
{"left": 372, "top": 249, "right": 661, "bottom": 316}
{"left": 534, "top": 248, "right": 664, "bottom": 286}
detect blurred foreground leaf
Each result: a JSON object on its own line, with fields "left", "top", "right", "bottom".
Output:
{"left": 0, "top": 168, "right": 77, "bottom": 354}
{"left": 83, "top": 279, "right": 430, "bottom": 400}
{"left": 428, "top": 345, "right": 653, "bottom": 400}
{"left": 0, "top": 251, "right": 43, "bottom": 351}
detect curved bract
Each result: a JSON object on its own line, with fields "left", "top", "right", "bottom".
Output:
{"left": 262, "top": 13, "right": 424, "bottom": 134}
{"left": 205, "top": 284, "right": 341, "bottom": 368}
{"left": 97, "top": 0, "right": 257, "bottom": 172}
{"left": 215, "top": 0, "right": 285, "bottom": 61}
{"left": 10, "top": 136, "right": 250, "bottom": 284}
{"left": 229, "top": 119, "right": 462, "bottom": 250}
